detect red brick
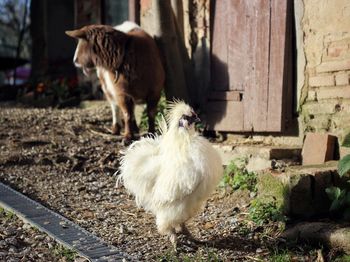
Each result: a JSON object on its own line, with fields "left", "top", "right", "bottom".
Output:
{"left": 302, "top": 133, "right": 337, "bottom": 165}
{"left": 316, "top": 59, "right": 350, "bottom": 73}
{"left": 309, "top": 75, "right": 335, "bottom": 87}
{"left": 335, "top": 73, "right": 349, "bottom": 86}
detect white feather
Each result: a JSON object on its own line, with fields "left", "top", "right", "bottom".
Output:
{"left": 119, "top": 101, "right": 223, "bottom": 236}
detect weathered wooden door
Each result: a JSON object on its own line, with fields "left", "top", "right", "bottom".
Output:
{"left": 206, "top": 0, "right": 291, "bottom": 132}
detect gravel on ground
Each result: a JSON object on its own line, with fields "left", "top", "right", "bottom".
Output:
{"left": 0, "top": 102, "right": 325, "bottom": 261}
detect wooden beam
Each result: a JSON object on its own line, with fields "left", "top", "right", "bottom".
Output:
{"left": 129, "top": 0, "right": 140, "bottom": 24}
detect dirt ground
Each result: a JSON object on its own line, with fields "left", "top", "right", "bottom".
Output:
{"left": 0, "top": 102, "right": 336, "bottom": 261}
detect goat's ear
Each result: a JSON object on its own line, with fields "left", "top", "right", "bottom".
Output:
{"left": 65, "top": 29, "right": 86, "bottom": 39}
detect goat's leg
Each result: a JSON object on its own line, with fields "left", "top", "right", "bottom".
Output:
{"left": 146, "top": 99, "right": 158, "bottom": 134}
{"left": 97, "top": 69, "right": 121, "bottom": 135}
{"left": 110, "top": 102, "right": 121, "bottom": 135}
{"left": 117, "top": 95, "right": 136, "bottom": 144}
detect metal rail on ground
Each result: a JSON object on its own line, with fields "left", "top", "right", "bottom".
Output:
{"left": 0, "top": 182, "right": 135, "bottom": 262}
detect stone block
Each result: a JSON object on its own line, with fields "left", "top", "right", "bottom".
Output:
{"left": 289, "top": 174, "right": 313, "bottom": 217}
{"left": 302, "top": 133, "right": 337, "bottom": 165}
{"left": 302, "top": 100, "right": 338, "bottom": 115}
{"left": 309, "top": 75, "right": 335, "bottom": 87}
{"left": 269, "top": 148, "right": 302, "bottom": 160}
{"left": 312, "top": 171, "right": 333, "bottom": 214}
{"left": 214, "top": 144, "right": 302, "bottom": 170}
{"left": 257, "top": 162, "right": 339, "bottom": 218}
{"left": 335, "top": 73, "right": 349, "bottom": 86}
{"left": 307, "top": 90, "right": 317, "bottom": 101}
{"left": 306, "top": 115, "right": 331, "bottom": 131}
{"left": 340, "top": 100, "right": 350, "bottom": 113}
{"left": 233, "top": 146, "right": 301, "bottom": 161}
{"left": 327, "top": 43, "right": 349, "bottom": 58}
{"left": 316, "top": 59, "right": 350, "bottom": 73}
{"left": 212, "top": 144, "right": 235, "bottom": 166}
{"left": 316, "top": 86, "right": 350, "bottom": 100}
{"left": 246, "top": 157, "right": 272, "bottom": 173}
{"left": 257, "top": 172, "right": 290, "bottom": 213}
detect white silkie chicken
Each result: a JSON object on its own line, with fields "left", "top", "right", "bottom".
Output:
{"left": 118, "top": 101, "right": 223, "bottom": 248}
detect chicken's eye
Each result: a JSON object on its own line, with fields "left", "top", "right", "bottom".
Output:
{"left": 182, "top": 115, "right": 191, "bottom": 121}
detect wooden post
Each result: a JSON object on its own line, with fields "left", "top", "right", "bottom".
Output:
{"left": 170, "top": 0, "right": 184, "bottom": 38}
{"left": 152, "top": 0, "right": 190, "bottom": 102}
{"left": 128, "top": 0, "right": 140, "bottom": 24}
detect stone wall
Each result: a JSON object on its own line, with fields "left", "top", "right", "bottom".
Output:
{"left": 301, "top": 0, "right": 350, "bottom": 143}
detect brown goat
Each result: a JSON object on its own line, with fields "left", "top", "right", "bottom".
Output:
{"left": 65, "top": 22, "right": 165, "bottom": 143}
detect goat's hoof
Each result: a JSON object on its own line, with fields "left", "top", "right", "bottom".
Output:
{"left": 111, "top": 125, "right": 120, "bottom": 135}
{"left": 122, "top": 137, "right": 133, "bottom": 146}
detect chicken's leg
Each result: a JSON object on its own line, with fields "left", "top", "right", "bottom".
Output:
{"left": 175, "top": 223, "right": 202, "bottom": 245}
{"left": 169, "top": 229, "right": 177, "bottom": 251}
{"left": 175, "top": 223, "right": 191, "bottom": 236}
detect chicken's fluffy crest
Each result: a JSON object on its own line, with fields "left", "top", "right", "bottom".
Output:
{"left": 155, "top": 100, "right": 192, "bottom": 134}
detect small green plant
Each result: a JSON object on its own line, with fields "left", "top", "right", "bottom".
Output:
{"left": 249, "top": 199, "right": 286, "bottom": 225}
{"left": 326, "top": 186, "right": 350, "bottom": 218}
{"left": 268, "top": 248, "right": 291, "bottom": 262}
{"left": 236, "top": 221, "right": 251, "bottom": 236}
{"left": 334, "top": 254, "right": 350, "bottom": 262}
{"left": 338, "top": 132, "right": 350, "bottom": 177}
{"left": 0, "top": 208, "right": 15, "bottom": 220}
{"left": 326, "top": 132, "right": 350, "bottom": 219}
{"left": 221, "top": 158, "right": 257, "bottom": 192}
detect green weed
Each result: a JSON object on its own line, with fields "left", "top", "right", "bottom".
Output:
{"left": 0, "top": 208, "right": 15, "bottom": 220}
{"left": 268, "top": 248, "right": 291, "bottom": 262}
{"left": 52, "top": 245, "right": 77, "bottom": 262}
{"left": 249, "top": 199, "right": 286, "bottom": 225}
{"left": 325, "top": 131, "right": 350, "bottom": 219}
{"left": 334, "top": 254, "right": 350, "bottom": 262}
{"left": 221, "top": 158, "right": 257, "bottom": 192}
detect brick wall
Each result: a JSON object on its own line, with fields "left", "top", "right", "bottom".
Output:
{"left": 301, "top": 0, "right": 350, "bottom": 143}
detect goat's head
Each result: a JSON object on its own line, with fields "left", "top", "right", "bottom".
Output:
{"left": 65, "top": 25, "right": 128, "bottom": 76}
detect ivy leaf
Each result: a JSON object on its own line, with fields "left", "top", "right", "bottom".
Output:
{"left": 338, "top": 154, "right": 350, "bottom": 177}
{"left": 342, "top": 132, "right": 350, "bottom": 147}
{"left": 330, "top": 199, "right": 342, "bottom": 211}
{"left": 326, "top": 186, "right": 341, "bottom": 200}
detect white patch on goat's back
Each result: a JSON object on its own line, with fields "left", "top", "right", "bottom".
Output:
{"left": 114, "top": 21, "right": 140, "bottom": 33}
